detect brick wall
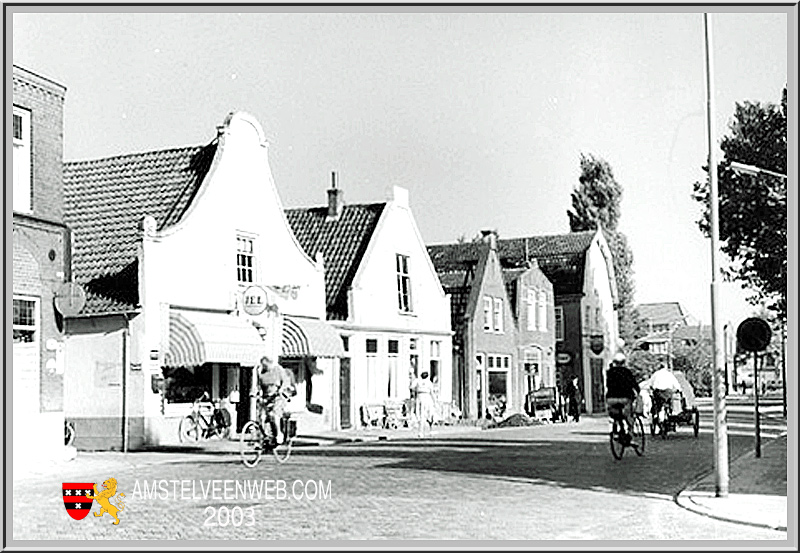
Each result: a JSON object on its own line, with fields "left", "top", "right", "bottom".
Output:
{"left": 12, "top": 65, "right": 68, "bottom": 414}
{"left": 13, "top": 66, "right": 66, "bottom": 222}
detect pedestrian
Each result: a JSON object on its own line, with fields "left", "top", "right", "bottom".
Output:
{"left": 410, "top": 371, "right": 436, "bottom": 438}
{"left": 565, "top": 376, "right": 582, "bottom": 422}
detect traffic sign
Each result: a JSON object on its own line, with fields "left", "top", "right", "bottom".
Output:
{"left": 737, "top": 317, "right": 772, "bottom": 352}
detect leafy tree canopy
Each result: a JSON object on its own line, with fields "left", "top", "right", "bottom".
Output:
{"left": 692, "top": 88, "right": 787, "bottom": 321}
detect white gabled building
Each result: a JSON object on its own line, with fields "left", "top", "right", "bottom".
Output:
{"left": 63, "top": 112, "right": 343, "bottom": 450}
{"left": 286, "top": 178, "right": 453, "bottom": 429}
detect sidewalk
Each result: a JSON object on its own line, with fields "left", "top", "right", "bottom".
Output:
{"left": 675, "top": 433, "right": 788, "bottom": 531}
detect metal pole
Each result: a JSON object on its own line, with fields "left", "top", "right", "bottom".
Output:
{"left": 705, "top": 12, "right": 729, "bottom": 497}
{"left": 754, "top": 351, "right": 761, "bottom": 458}
{"left": 781, "top": 324, "right": 787, "bottom": 418}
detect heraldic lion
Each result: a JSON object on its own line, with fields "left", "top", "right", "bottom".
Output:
{"left": 86, "top": 478, "right": 126, "bottom": 525}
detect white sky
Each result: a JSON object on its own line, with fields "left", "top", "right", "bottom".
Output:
{"left": 11, "top": 9, "right": 791, "bottom": 327}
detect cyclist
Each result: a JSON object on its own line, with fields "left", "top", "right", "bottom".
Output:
{"left": 605, "top": 352, "right": 640, "bottom": 443}
{"left": 647, "top": 362, "right": 682, "bottom": 424}
{"left": 256, "top": 355, "right": 295, "bottom": 445}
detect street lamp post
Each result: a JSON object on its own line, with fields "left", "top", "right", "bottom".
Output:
{"left": 704, "top": 13, "right": 729, "bottom": 498}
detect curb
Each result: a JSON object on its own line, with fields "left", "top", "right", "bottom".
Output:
{"left": 673, "top": 434, "right": 788, "bottom": 532}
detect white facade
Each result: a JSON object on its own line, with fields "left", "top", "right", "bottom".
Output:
{"left": 580, "top": 230, "right": 620, "bottom": 413}
{"left": 333, "top": 187, "right": 453, "bottom": 425}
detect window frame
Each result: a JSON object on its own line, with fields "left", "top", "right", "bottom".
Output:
{"left": 554, "top": 306, "right": 564, "bottom": 342}
{"left": 12, "top": 106, "right": 32, "bottom": 214}
{"left": 526, "top": 288, "right": 536, "bottom": 331}
{"left": 537, "top": 290, "right": 548, "bottom": 331}
{"left": 13, "top": 296, "right": 38, "bottom": 345}
{"left": 396, "top": 253, "right": 413, "bottom": 313}
{"left": 493, "top": 298, "right": 504, "bottom": 333}
{"left": 236, "top": 234, "right": 256, "bottom": 284}
{"left": 483, "top": 296, "right": 493, "bottom": 331}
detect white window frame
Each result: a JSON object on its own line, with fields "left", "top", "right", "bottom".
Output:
{"left": 429, "top": 340, "right": 441, "bottom": 385}
{"left": 493, "top": 298, "right": 504, "bottom": 333}
{"left": 13, "top": 106, "right": 32, "bottom": 214}
{"left": 537, "top": 290, "right": 548, "bottom": 331}
{"left": 236, "top": 234, "right": 256, "bottom": 284}
{"left": 483, "top": 297, "right": 493, "bottom": 331}
{"left": 13, "top": 295, "right": 39, "bottom": 345}
{"left": 555, "top": 306, "right": 564, "bottom": 342}
{"left": 396, "top": 254, "right": 413, "bottom": 313}
{"left": 526, "top": 289, "right": 536, "bottom": 331}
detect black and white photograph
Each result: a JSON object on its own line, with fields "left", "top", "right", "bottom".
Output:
{"left": 6, "top": 4, "right": 795, "bottom": 548}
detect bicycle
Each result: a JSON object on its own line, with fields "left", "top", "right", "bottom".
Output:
{"left": 178, "top": 392, "right": 231, "bottom": 443}
{"left": 608, "top": 402, "right": 645, "bottom": 460}
{"left": 239, "top": 393, "right": 297, "bottom": 467}
{"left": 650, "top": 392, "right": 675, "bottom": 440}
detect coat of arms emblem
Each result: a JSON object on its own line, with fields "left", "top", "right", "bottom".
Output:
{"left": 62, "top": 483, "right": 94, "bottom": 520}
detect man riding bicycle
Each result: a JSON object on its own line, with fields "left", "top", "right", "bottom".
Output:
{"left": 605, "top": 352, "right": 640, "bottom": 443}
{"left": 647, "top": 362, "right": 682, "bottom": 423}
{"left": 256, "top": 355, "right": 295, "bottom": 446}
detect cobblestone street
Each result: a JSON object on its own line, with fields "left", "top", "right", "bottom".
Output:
{"left": 12, "top": 417, "right": 788, "bottom": 542}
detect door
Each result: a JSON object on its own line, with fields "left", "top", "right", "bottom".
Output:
{"left": 590, "top": 358, "right": 605, "bottom": 414}
{"left": 339, "top": 358, "right": 351, "bottom": 429}
{"left": 237, "top": 365, "right": 252, "bottom": 432}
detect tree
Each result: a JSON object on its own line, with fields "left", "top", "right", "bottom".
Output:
{"left": 692, "top": 88, "right": 787, "bottom": 321}
{"left": 567, "top": 153, "right": 640, "bottom": 349}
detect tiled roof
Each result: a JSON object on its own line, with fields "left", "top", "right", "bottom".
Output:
{"left": 64, "top": 143, "right": 218, "bottom": 315}
{"left": 427, "top": 231, "right": 596, "bottom": 296}
{"left": 285, "top": 203, "right": 385, "bottom": 320}
{"left": 638, "top": 302, "right": 686, "bottom": 326}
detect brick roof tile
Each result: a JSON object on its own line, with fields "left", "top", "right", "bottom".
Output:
{"left": 284, "top": 204, "right": 385, "bottom": 320}
{"left": 64, "top": 142, "right": 217, "bottom": 315}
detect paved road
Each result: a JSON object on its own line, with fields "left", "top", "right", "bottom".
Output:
{"left": 12, "top": 417, "right": 788, "bottom": 542}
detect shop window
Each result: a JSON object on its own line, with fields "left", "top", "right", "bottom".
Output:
{"left": 162, "top": 366, "right": 212, "bottom": 403}
{"left": 409, "top": 338, "right": 419, "bottom": 378}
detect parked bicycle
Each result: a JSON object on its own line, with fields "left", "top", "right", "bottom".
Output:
{"left": 239, "top": 393, "right": 297, "bottom": 466}
{"left": 178, "top": 392, "right": 231, "bottom": 443}
{"left": 608, "top": 402, "right": 645, "bottom": 460}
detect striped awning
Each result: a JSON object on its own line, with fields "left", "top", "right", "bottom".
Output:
{"left": 164, "top": 309, "right": 266, "bottom": 368}
{"left": 281, "top": 315, "right": 344, "bottom": 358}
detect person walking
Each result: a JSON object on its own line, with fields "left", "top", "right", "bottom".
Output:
{"left": 565, "top": 376, "right": 582, "bottom": 422}
{"left": 410, "top": 371, "right": 436, "bottom": 438}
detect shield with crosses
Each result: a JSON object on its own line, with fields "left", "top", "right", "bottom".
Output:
{"left": 62, "top": 483, "right": 95, "bottom": 520}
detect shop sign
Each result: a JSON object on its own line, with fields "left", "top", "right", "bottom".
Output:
{"left": 556, "top": 353, "right": 571, "bottom": 365}
{"left": 590, "top": 334, "right": 605, "bottom": 355}
{"left": 243, "top": 286, "right": 269, "bottom": 315}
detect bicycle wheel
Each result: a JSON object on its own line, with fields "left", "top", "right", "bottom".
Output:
{"left": 631, "top": 416, "right": 645, "bottom": 456}
{"left": 609, "top": 420, "right": 624, "bottom": 460}
{"left": 179, "top": 416, "right": 199, "bottom": 443}
{"left": 273, "top": 436, "right": 293, "bottom": 464}
{"left": 240, "top": 421, "right": 264, "bottom": 468}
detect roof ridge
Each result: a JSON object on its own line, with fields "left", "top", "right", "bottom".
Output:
{"left": 285, "top": 201, "right": 388, "bottom": 212}
{"left": 64, "top": 143, "right": 209, "bottom": 166}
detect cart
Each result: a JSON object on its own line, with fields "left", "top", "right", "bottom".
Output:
{"left": 649, "top": 370, "right": 700, "bottom": 439}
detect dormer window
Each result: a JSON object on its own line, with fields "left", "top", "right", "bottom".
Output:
{"left": 396, "top": 254, "right": 413, "bottom": 312}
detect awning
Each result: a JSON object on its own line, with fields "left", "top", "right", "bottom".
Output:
{"left": 282, "top": 315, "right": 344, "bottom": 358}
{"left": 164, "top": 309, "right": 266, "bottom": 368}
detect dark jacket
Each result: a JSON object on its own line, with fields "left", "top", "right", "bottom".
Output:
{"left": 605, "top": 364, "right": 640, "bottom": 400}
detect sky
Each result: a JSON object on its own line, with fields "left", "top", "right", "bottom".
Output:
{"left": 10, "top": 8, "right": 792, "bottom": 328}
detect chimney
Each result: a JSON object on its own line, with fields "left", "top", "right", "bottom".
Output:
{"left": 327, "top": 172, "right": 344, "bottom": 220}
{"left": 480, "top": 229, "right": 497, "bottom": 250}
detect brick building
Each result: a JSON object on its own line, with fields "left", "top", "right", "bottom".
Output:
{"left": 12, "top": 65, "right": 69, "bottom": 467}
